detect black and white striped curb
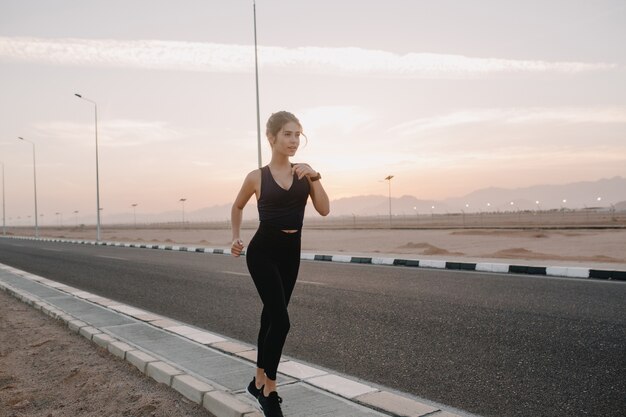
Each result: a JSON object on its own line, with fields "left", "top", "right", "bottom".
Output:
{"left": 0, "top": 262, "right": 472, "bottom": 417}
{"left": 3, "top": 235, "right": 625, "bottom": 281}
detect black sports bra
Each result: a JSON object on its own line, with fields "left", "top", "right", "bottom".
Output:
{"left": 257, "top": 165, "right": 310, "bottom": 230}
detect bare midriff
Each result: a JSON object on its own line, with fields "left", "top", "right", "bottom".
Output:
{"left": 281, "top": 229, "right": 299, "bottom": 234}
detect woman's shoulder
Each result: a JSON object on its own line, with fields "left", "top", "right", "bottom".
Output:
{"left": 243, "top": 168, "right": 263, "bottom": 183}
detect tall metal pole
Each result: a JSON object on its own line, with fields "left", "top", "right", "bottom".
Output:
{"left": 132, "top": 203, "right": 138, "bottom": 228}
{"left": 253, "top": 0, "right": 262, "bottom": 168}
{"left": 1, "top": 161, "right": 5, "bottom": 235}
{"left": 18, "top": 137, "right": 38, "bottom": 238}
{"left": 31, "top": 142, "right": 39, "bottom": 237}
{"left": 94, "top": 102, "right": 101, "bottom": 241}
{"left": 75, "top": 94, "right": 102, "bottom": 241}
{"left": 179, "top": 198, "right": 187, "bottom": 225}
{"left": 385, "top": 175, "right": 394, "bottom": 227}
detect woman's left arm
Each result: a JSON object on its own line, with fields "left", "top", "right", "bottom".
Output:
{"left": 309, "top": 178, "right": 330, "bottom": 216}
{"left": 293, "top": 163, "right": 330, "bottom": 216}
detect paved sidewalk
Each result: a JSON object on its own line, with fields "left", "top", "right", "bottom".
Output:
{"left": 0, "top": 262, "right": 473, "bottom": 417}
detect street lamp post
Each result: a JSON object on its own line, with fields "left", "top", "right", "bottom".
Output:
{"left": 1, "top": 161, "right": 5, "bottom": 235}
{"left": 253, "top": 0, "right": 262, "bottom": 168}
{"left": 74, "top": 210, "right": 79, "bottom": 227}
{"left": 384, "top": 175, "right": 394, "bottom": 227}
{"left": 461, "top": 203, "right": 469, "bottom": 227}
{"left": 535, "top": 200, "right": 541, "bottom": 225}
{"left": 510, "top": 201, "right": 519, "bottom": 223}
{"left": 179, "top": 198, "right": 187, "bottom": 226}
{"left": 132, "top": 203, "right": 138, "bottom": 228}
{"left": 74, "top": 93, "right": 102, "bottom": 241}
{"left": 17, "top": 137, "right": 38, "bottom": 238}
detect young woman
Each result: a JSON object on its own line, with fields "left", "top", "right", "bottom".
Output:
{"left": 231, "top": 111, "right": 329, "bottom": 416}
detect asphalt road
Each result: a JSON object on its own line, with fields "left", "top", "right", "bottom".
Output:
{"left": 1, "top": 238, "right": 624, "bottom": 417}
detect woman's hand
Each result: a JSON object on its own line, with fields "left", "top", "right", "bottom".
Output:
{"left": 231, "top": 239, "right": 244, "bottom": 257}
{"left": 292, "top": 163, "right": 318, "bottom": 180}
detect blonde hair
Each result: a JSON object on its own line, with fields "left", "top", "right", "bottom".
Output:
{"left": 266, "top": 111, "right": 301, "bottom": 137}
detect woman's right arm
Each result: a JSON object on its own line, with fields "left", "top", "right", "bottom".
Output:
{"left": 231, "top": 170, "right": 259, "bottom": 257}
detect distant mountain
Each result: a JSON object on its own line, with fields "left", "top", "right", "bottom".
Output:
{"left": 325, "top": 195, "right": 443, "bottom": 216}
{"left": 326, "top": 176, "right": 625, "bottom": 215}
{"left": 99, "top": 176, "right": 625, "bottom": 224}
{"left": 447, "top": 176, "right": 625, "bottom": 212}
{"left": 102, "top": 203, "right": 259, "bottom": 225}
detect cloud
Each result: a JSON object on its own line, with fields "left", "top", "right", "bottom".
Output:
{"left": 0, "top": 36, "right": 618, "bottom": 79}
{"left": 297, "top": 106, "right": 374, "bottom": 135}
{"left": 389, "top": 107, "right": 626, "bottom": 135}
{"left": 33, "top": 119, "right": 201, "bottom": 147}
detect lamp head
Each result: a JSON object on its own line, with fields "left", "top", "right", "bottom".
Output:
{"left": 74, "top": 93, "right": 82, "bottom": 98}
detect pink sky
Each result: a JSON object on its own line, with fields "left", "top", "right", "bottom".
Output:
{"left": 1, "top": 0, "right": 625, "bottom": 224}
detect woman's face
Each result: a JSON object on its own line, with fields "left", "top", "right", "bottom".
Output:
{"left": 270, "top": 121, "right": 301, "bottom": 157}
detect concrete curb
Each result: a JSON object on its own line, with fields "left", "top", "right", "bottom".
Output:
{"left": 0, "top": 261, "right": 472, "bottom": 417}
{"left": 0, "top": 272, "right": 260, "bottom": 417}
{"left": 2, "top": 235, "right": 626, "bottom": 281}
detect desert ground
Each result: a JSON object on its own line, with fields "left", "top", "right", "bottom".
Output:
{"left": 6, "top": 211, "right": 626, "bottom": 270}
{"left": 0, "top": 289, "right": 214, "bottom": 417}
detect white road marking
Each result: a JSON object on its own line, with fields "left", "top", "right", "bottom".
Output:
{"left": 96, "top": 255, "right": 128, "bottom": 261}
{"left": 221, "top": 271, "right": 249, "bottom": 277}
{"left": 299, "top": 280, "right": 327, "bottom": 286}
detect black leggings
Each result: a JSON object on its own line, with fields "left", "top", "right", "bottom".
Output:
{"left": 246, "top": 222, "right": 301, "bottom": 380}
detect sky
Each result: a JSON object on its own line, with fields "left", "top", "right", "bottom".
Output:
{"left": 1, "top": 0, "right": 625, "bottom": 224}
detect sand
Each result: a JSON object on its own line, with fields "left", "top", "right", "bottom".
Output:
{"left": 6, "top": 224, "right": 626, "bottom": 270}
{"left": 0, "top": 290, "right": 214, "bottom": 417}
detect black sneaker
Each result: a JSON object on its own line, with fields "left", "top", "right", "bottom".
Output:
{"left": 246, "top": 377, "right": 263, "bottom": 400}
{"left": 258, "top": 391, "right": 284, "bottom": 417}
